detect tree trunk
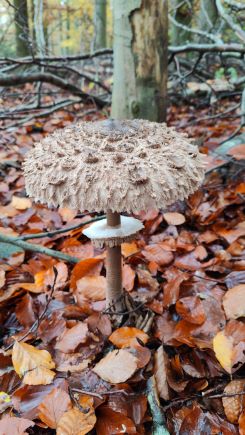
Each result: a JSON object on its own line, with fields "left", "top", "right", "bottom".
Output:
{"left": 94, "top": 0, "right": 107, "bottom": 50}
{"left": 13, "top": 0, "right": 30, "bottom": 57}
{"left": 111, "top": 0, "right": 168, "bottom": 122}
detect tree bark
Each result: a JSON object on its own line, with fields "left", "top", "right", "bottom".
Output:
{"left": 13, "top": 0, "right": 30, "bottom": 57}
{"left": 94, "top": 0, "right": 107, "bottom": 50}
{"left": 111, "top": 0, "right": 168, "bottom": 122}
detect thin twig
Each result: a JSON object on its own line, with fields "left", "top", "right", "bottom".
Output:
{"left": 20, "top": 215, "right": 105, "bottom": 240}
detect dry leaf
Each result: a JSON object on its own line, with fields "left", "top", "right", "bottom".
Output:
{"left": 142, "top": 243, "right": 174, "bottom": 266}
{"left": 93, "top": 349, "right": 138, "bottom": 383}
{"left": 55, "top": 322, "right": 88, "bottom": 353}
{"left": 70, "top": 258, "right": 103, "bottom": 291}
{"left": 223, "top": 285, "right": 245, "bottom": 320}
{"left": 0, "top": 416, "right": 34, "bottom": 434}
{"left": 122, "top": 264, "right": 135, "bottom": 292}
{"left": 154, "top": 346, "right": 169, "bottom": 400}
{"left": 12, "top": 341, "right": 55, "bottom": 385}
{"left": 163, "top": 212, "right": 186, "bottom": 226}
{"left": 222, "top": 380, "right": 245, "bottom": 423}
{"left": 0, "top": 269, "right": 5, "bottom": 289}
{"left": 121, "top": 242, "right": 139, "bottom": 257}
{"left": 38, "top": 387, "right": 72, "bottom": 428}
{"left": 57, "top": 407, "right": 96, "bottom": 435}
{"left": 109, "top": 327, "right": 149, "bottom": 348}
{"left": 213, "top": 331, "right": 233, "bottom": 373}
{"left": 11, "top": 195, "right": 32, "bottom": 210}
{"left": 239, "top": 411, "right": 245, "bottom": 435}
{"left": 96, "top": 407, "right": 137, "bottom": 435}
{"left": 75, "top": 276, "right": 106, "bottom": 304}
{"left": 21, "top": 262, "right": 68, "bottom": 293}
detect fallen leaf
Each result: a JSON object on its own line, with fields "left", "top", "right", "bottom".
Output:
{"left": 122, "top": 264, "right": 135, "bottom": 292}
{"left": 227, "top": 144, "right": 245, "bottom": 160}
{"left": 176, "top": 296, "right": 206, "bottom": 325}
{"left": 121, "top": 242, "right": 139, "bottom": 257}
{"left": 12, "top": 341, "right": 55, "bottom": 385}
{"left": 223, "top": 285, "right": 245, "bottom": 320}
{"left": 57, "top": 406, "right": 96, "bottom": 435}
{"left": 222, "top": 380, "right": 245, "bottom": 423}
{"left": 55, "top": 322, "right": 88, "bottom": 353}
{"left": 75, "top": 276, "right": 106, "bottom": 304}
{"left": 93, "top": 349, "right": 138, "bottom": 383}
{"left": 154, "top": 346, "right": 169, "bottom": 400}
{"left": 213, "top": 330, "right": 234, "bottom": 373}
{"left": 11, "top": 195, "right": 32, "bottom": 210}
{"left": 0, "top": 269, "right": 5, "bottom": 288}
{"left": 0, "top": 416, "right": 34, "bottom": 434}
{"left": 96, "top": 407, "right": 137, "bottom": 435}
{"left": 38, "top": 387, "right": 72, "bottom": 428}
{"left": 21, "top": 262, "right": 68, "bottom": 293}
{"left": 239, "top": 411, "right": 245, "bottom": 435}
{"left": 142, "top": 243, "right": 174, "bottom": 266}
{"left": 70, "top": 258, "right": 103, "bottom": 291}
{"left": 163, "top": 212, "right": 186, "bottom": 226}
{"left": 109, "top": 327, "right": 149, "bottom": 348}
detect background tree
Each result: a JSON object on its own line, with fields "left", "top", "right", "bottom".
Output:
{"left": 13, "top": 0, "right": 30, "bottom": 56}
{"left": 111, "top": 0, "right": 168, "bottom": 122}
{"left": 94, "top": 0, "right": 107, "bottom": 50}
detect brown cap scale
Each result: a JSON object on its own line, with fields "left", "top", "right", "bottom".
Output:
{"left": 24, "top": 119, "right": 205, "bottom": 312}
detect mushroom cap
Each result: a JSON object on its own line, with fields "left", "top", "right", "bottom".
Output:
{"left": 83, "top": 216, "right": 144, "bottom": 248}
{"left": 23, "top": 119, "right": 206, "bottom": 213}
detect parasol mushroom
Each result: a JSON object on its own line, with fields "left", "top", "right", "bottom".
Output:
{"left": 23, "top": 119, "right": 205, "bottom": 312}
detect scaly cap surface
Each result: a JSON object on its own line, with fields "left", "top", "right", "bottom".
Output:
{"left": 23, "top": 119, "right": 205, "bottom": 213}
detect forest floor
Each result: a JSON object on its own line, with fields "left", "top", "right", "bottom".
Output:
{"left": 0, "top": 92, "right": 244, "bottom": 434}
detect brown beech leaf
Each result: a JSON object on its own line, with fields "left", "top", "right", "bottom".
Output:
{"left": 96, "top": 407, "right": 137, "bottom": 435}
{"left": 70, "top": 258, "right": 103, "bottom": 291}
{"left": 0, "top": 415, "right": 34, "bottom": 434}
{"left": 12, "top": 341, "right": 55, "bottom": 385}
{"left": 109, "top": 327, "right": 149, "bottom": 348}
{"left": 142, "top": 243, "right": 174, "bottom": 266}
{"left": 11, "top": 195, "right": 32, "bottom": 210}
{"left": 176, "top": 296, "right": 206, "bottom": 325}
{"left": 57, "top": 406, "right": 96, "bottom": 435}
{"left": 154, "top": 345, "right": 169, "bottom": 400}
{"left": 21, "top": 262, "right": 68, "bottom": 293}
{"left": 55, "top": 322, "right": 88, "bottom": 353}
{"left": 121, "top": 242, "right": 139, "bottom": 258}
{"left": 93, "top": 349, "right": 138, "bottom": 383}
{"left": 122, "top": 264, "right": 135, "bottom": 292}
{"left": 223, "top": 285, "right": 245, "bottom": 320}
{"left": 38, "top": 387, "right": 72, "bottom": 428}
{"left": 0, "top": 269, "right": 5, "bottom": 288}
{"left": 75, "top": 276, "right": 106, "bottom": 304}
{"left": 163, "top": 267, "right": 189, "bottom": 307}
{"left": 213, "top": 320, "right": 245, "bottom": 373}
{"left": 222, "top": 380, "right": 245, "bottom": 423}
{"left": 163, "top": 212, "right": 186, "bottom": 226}
{"left": 239, "top": 411, "right": 245, "bottom": 435}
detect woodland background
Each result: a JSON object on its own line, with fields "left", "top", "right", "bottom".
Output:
{"left": 0, "top": 0, "right": 244, "bottom": 434}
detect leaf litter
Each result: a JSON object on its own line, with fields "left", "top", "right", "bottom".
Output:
{"left": 0, "top": 101, "right": 244, "bottom": 433}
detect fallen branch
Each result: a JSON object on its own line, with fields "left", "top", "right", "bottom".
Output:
{"left": 0, "top": 233, "right": 79, "bottom": 263}
{"left": 0, "top": 72, "right": 108, "bottom": 108}
{"left": 20, "top": 215, "right": 105, "bottom": 240}
{"left": 216, "top": 0, "right": 245, "bottom": 42}
{"left": 169, "top": 43, "right": 245, "bottom": 54}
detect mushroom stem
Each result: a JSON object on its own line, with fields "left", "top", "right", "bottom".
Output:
{"left": 106, "top": 210, "right": 124, "bottom": 311}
